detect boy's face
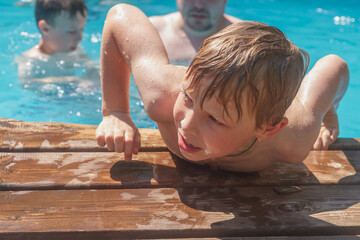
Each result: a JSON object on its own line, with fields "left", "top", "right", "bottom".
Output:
{"left": 173, "top": 76, "right": 260, "bottom": 161}
{"left": 177, "top": 0, "right": 227, "bottom": 32}
{"left": 41, "top": 10, "right": 87, "bottom": 54}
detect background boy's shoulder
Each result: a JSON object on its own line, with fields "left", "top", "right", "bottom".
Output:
{"left": 21, "top": 46, "right": 43, "bottom": 59}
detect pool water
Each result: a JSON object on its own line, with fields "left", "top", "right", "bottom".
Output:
{"left": 0, "top": 0, "right": 359, "bottom": 137}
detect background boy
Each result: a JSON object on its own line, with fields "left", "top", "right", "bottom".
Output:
{"left": 96, "top": 4, "right": 349, "bottom": 172}
{"left": 17, "top": 0, "right": 88, "bottom": 81}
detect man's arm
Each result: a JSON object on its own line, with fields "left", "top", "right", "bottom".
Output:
{"left": 96, "top": 4, "right": 169, "bottom": 160}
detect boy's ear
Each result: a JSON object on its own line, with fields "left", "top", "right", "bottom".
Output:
{"left": 38, "top": 20, "right": 50, "bottom": 34}
{"left": 256, "top": 117, "right": 288, "bottom": 140}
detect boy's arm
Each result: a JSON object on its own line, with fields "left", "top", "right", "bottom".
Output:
{"left": 277, "top": 54, "right": 349, "bottom": 162}
{"left": 297, "top": 54, "right": 349, "bottom": 150}
{"left": 96, "top": 4, "right": 169, "bottom": 161}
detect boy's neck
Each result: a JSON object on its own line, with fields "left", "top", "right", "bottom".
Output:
{"left": 37, "top": 39, "right": 55, "bottom": 55}
{"left": 225, "top": 138, "right": 258, "bottom": 157}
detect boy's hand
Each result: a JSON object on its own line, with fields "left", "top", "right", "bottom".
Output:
{"left": 96, "top": 112, "right": 141, "bottom": 161}
{"left": 312, "top": 111, "right": 339, "bottom": 150}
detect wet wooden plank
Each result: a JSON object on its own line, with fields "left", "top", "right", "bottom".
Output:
{"left": 0, "top": 118, "right": 359, "bottom": 152}
{"left": 1, "top": 185, "right": 360, "bottom": 239}
{"left": 1, "top": 151, "right": 359, "bottom": 190}
{"left": 330, "top": 138, "right": 360, "bottom": 150}
{"left": 2, "top": 236, "right": 357, "bottom": 240}
{"left": 160, "top": 237, "right": 360, "bottom": 240}
{"left": 0, "top": 118, "right": 166, "bottom": 152}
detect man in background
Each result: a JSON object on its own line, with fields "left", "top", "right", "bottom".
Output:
{"left": 150, "top": 0, "right": 241, "bottom": 64}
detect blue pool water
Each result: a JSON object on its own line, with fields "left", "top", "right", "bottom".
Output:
{"left": 0, "top": 0, "right": 359, "bottom": 137}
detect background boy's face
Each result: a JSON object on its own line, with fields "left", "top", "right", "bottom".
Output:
{"left": 177, "top": 0, "right": 227, "bottom": 32}
{"left": 42, "top": 10, "right": 87, "bottom": 54}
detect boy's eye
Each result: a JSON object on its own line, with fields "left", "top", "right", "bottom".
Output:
{"left": 209, "top": 115, "right": 223, "bottom": 126}
{"left": 182, "top": 90, "right": 193, "bottom": 103}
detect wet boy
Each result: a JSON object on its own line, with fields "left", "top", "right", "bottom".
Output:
{"left": 18, "top": 0, "right": 88, "bottom": 81}
{"left": 96, "top": 4, "right": 349, "bottom": 172}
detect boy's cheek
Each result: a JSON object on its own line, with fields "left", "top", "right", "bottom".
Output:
{"left": 172, "top": 100, "right": 183, "bottom": 123}
{"left": 173, "top": 110, "right": 183, "bottom": 127}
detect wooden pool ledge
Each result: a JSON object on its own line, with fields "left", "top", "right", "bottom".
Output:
{"left": 0, "top": 118, "right": 360, "bottom": 239}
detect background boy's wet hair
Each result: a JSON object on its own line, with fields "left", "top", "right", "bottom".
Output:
{"left": 35, "top": 0, "right": 87, "bottom": 27}
{"left": 186, "top": 21, "right": 310, "bottom": 129}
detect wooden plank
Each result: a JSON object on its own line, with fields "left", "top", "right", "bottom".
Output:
{"left": 1, "top": 151, "right": 359, "bottom": 190}
{"left": 0, "top": 118, "right": 359, "bottom": 152}
{"left": 0, "top": 118, "right": 167, "bottom": 152}
{"left": 1, "top": 185, "right": 360, "bottom": 239}
{"left": 330, "top": 138, "right": 360, "bottom": 150}
{"left": 158, "top": 237, "right": 360, "bottom": 240}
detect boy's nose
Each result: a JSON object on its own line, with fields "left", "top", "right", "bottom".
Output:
{"left": 180, "top": 109, "right": 198, "bottom": 136}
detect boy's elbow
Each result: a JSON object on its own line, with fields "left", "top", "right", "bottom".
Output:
{"left": 106, "top": 4, "right": 131, "bottom": 23}
{"left": 107, "top": 3, "right": 142, "bottom": 20}
{"left": 321, "top": 54, "right": 349, "bottom": 79}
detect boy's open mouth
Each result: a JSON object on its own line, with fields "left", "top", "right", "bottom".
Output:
{"left": 178, "top": 133, "right": 201, "bottom": 153}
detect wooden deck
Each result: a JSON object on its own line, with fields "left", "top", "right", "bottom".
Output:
{"left": 0, "top": 117, "right": 360, "bottom": 239}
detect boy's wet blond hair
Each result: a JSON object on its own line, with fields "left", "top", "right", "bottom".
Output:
{"left": 186, "top": 21, "right": 309, "bottom": 129}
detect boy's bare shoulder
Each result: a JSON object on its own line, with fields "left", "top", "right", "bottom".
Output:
{"left": 142, "top": 64, "right": 186, "bottom": 123}
{"left": 22, "top": 46, "right": 42, "bottom": 58}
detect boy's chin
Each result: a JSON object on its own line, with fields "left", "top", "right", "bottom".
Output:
{"left": 59, "top": 47, "right": 77, "bottom": 53}
{"left": 179, "top": 149, "right": 210, "bottom": 162}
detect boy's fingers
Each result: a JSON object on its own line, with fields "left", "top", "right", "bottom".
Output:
{"left": 105, "top": 129, "right": 115, "bottom": 151}
{"left": 124, "top": 131, "right": 134, "bottom": 161}
{"left": 330, "top": 128, "right": 339, "bottom": 142}
{"left": 114, "top": 129, "right": 125, "bottom": 153}
{"left": 133, "top": 131, "right": 141, "bottom": 154}
{"left": 321, "top": 130, "right": 331, "bottom": 150}
{"left": 96, "top": 128, "right": 106, "bottom": 147}
{"left": 313, "top": 137, "right": 322, "bottom": 150}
